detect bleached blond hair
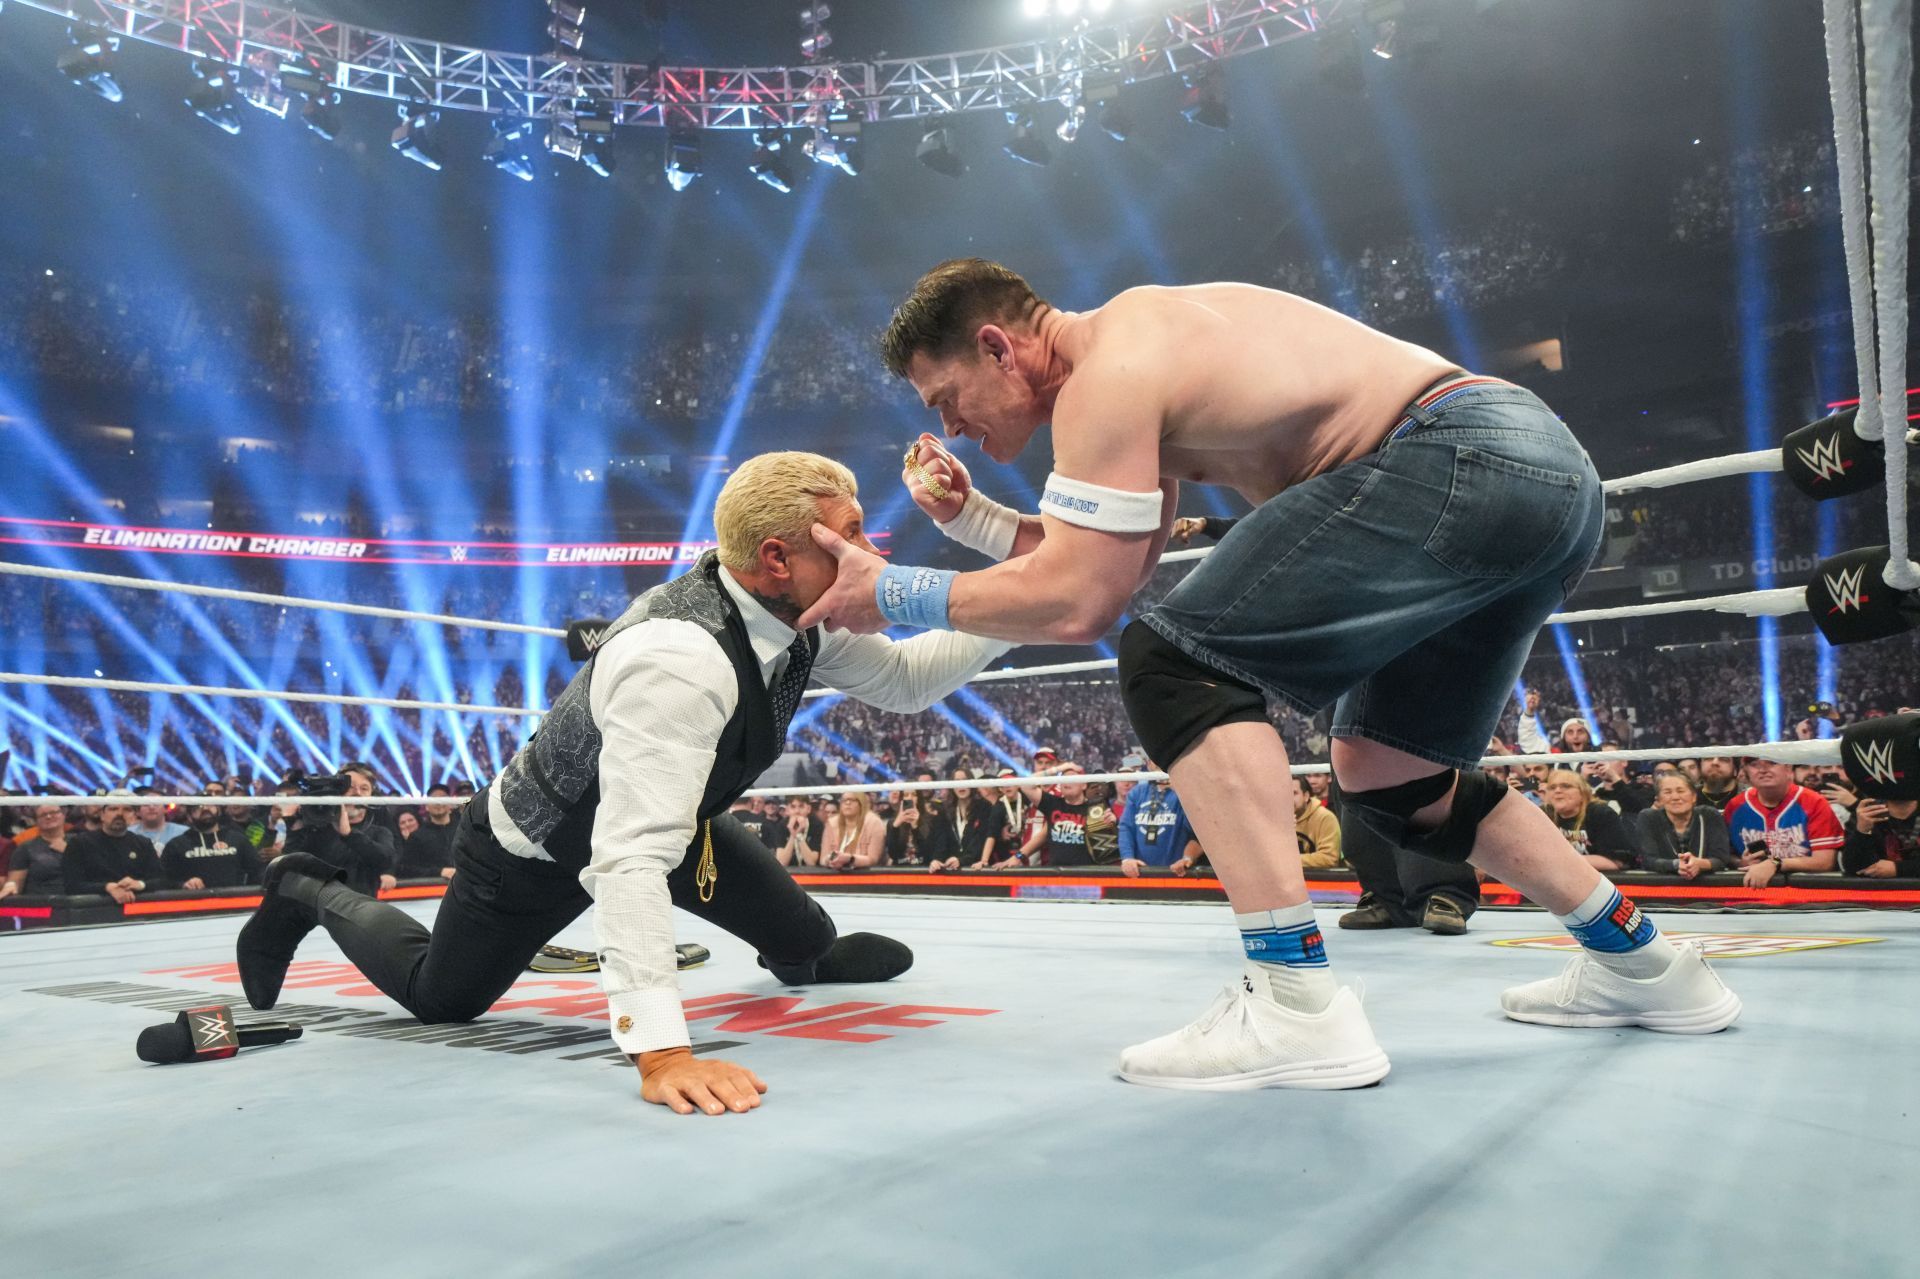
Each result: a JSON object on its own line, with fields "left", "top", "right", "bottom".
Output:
{"left": 714, "top": 451, "right": 859, "bottom": 573}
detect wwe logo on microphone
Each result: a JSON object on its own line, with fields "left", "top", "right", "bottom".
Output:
{"left": 1851, "top": 738, "right": 1903, "bottom": 787}
{"left": 1824, "top": 564, "right": 1869, "bottom": 614}
{"left": 1795, "top": 433, "right": 1852, "bottom": 484}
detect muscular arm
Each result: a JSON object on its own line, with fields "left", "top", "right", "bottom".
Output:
{"left": 946, "top": 346, "right": 1173, "bottom": 644}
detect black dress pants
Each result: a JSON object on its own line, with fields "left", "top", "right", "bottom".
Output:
{"left": 1338, "top": 806, "right": 1479, "bottom": 923}
{"left": 310, "top": 811, "right": 837, "bottom": 1025}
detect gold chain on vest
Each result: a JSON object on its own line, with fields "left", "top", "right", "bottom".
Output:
{"left": 696, "top": 821, "right": 717, "bottom": 903}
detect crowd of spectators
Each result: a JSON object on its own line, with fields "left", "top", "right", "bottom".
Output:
{"left": 0, "top": 126, "right": 1866, "bottom": 426}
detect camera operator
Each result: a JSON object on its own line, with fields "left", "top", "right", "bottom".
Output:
{"left": 161, "top": 795, "right": 258, "bottom": 890}
{"left": 280, "top": 767, "right": 399, "bottom": 896}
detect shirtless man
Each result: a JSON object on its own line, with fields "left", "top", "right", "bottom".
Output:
{"left": 799, "top": 259, "right": 1740, "bottom": 1090}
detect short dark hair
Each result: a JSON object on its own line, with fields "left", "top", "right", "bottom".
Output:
{"left": 427, "top": 784, "right": 450, "bottom": 797}
{"left": 879, "top": 258, "right": 1048, "bottom": 378}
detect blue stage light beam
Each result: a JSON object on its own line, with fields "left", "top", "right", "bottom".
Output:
{"left": 928, "top": 701, "right": 1025, "bottom": 772}
{"left": 673, "top": 177, "right": 834, "bottom": 571}
{"left": 951, "top": 684, "right": 1038, "bottom": 757}
{"left": 1357, "top": 57, "right": 1484, "bottom": 368}
{"left": 1549, "top": 626, "right": 1601, "bottom": 744}
{"left": 1725, "top": 7, "right": 1781, "bottom": 742}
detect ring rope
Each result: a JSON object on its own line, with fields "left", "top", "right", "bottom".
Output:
{"left": 17, "top": 738, "right": 1836, "bottom": 807}
{"left": 1825, "top": 0, "right": 1884, "bottom": 442}
{"left": 0, "top": 561, "right": 567, "bottom": 639}
{"left": 1862, "top": 0, "right": 1918, "bottom": 588}
{"left": 0, "top": 673, "right": 543, "bottom": 719}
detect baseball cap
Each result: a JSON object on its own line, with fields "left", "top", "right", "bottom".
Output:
{"left": 995, "top": 767, "right": 1018, "bottom": 779}
{"left": 1120, "top": 751, "right": 1147, "bottom": 770}
{"left": 1032, "top": 745, "right": 1058, "bottom": 759}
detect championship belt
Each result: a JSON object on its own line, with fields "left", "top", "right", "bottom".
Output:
{"left": 528, "top": 943, "right": 712, "bottom": 974}
{"left": 1085, "top": 805, "right": 1119, "bottom": 864}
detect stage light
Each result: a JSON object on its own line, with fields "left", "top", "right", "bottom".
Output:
{"left": 1086, "top": 76, "right": 1129, "bottom": 141}
{"left": 391, "top": 104, "right": 443, "bottom": 170}
{"left": 1371, "top": 20, "right": 1398, "bottom": 59}
{"left": 488, "top": 118, "right": 537, "bottom": 181}
{"left": 299, "top": 92, "right": 342, "bottom": 141}
{"left": 916, "top": 126, "right": 966, "bottom": 177}
{"left": 800, "top": 32, "right": 832, "bottom": 57}
{"left": 1056, "top": 103, "right": 1084, "bottom": 144}
{"left": 58, "top": 25, "right": 122, "bottom": 103}
{"left": 548, "top": 21, "right": 585, "bottom": 51}
{"left": 803, "top": 109, "right": 860, "bottom": 175}
{"left": 800, "top": 4, "right": 831, "bottom": 23}
{"left": 548, "top": 0, "right": 586, "bottom": 23}
{"left": 1021, "top": 0, "right": 1049, "bottom": 16}
{"left": 185, "top": 61, "right": 241, "bottom": 135}
{"left": 1181, "top": 67, "right": 1228, "bottom": 131}
{"left": 577, "top": 113, "right": 616, "bottom": 177}
{"left": 664, "top": 127, "right": 702, "bottom": 191}
{"left": 750, "top": 131, "right": 795, "bottom": 193}
{"left": 1003, "top": 111, "right": 1049, "bottom": 166}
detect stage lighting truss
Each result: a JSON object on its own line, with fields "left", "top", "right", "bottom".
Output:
{"left": 6, "top": 0, "right": 1348, "bottom": 130}
{"left": 58, "top": 23, "right": 122, "bottom": 102}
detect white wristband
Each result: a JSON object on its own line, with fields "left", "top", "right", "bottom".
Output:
{"left": 937, "top": 489, "right": 1021, "bottom": 561}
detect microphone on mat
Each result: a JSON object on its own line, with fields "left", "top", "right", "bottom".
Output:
{"left": 135, "top": 1004, "right": 304, "bottom": 1064}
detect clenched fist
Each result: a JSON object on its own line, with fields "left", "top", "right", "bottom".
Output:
{"left": 903, "top": 433, "right": 972, "bottom": 525}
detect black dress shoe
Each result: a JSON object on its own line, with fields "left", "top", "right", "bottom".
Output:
{"left": 759, "top": 932, "right": 914, "bottom": 985}
{"left": 1338, "top": 892, "right": 1415, "bottom": 930}
{"left": 1420, "top": 895, "right": 1471, "bottom": 936}
{"left": 236, "top": 853, "right": 343, "bottom": 1011}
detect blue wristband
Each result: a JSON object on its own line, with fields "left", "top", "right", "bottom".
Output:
{"left": 875, "top": 564, "right": 956, "bottom": 631}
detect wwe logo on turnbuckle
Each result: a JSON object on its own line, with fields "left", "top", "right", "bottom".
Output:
{"left": 1795, "top": 434, "right": 1852, "bottom": 484}
{"left": 1850, "top": 738, "right": 1903, "bottom": 787}
{"left": 1824, "top": 564, "right": 1869, "bottom": 615}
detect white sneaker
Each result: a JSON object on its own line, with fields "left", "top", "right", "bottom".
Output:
{"left": 1117, "top": 965, "right": 1391, "bottom": 1091}
{"left": 1500, "top": 941, "right": 1741, "bottom": 1034}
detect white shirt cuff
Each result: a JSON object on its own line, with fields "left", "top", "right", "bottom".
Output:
{"left": 606, "top": 988, "right": 691, "bottom": 1055}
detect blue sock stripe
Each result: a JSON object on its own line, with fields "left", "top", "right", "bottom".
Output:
{"left": 1567, "top": 889, "right": 1657, "bottom": 955}
{"left": 1240, "top": 921, "right": 1328, "bottom": 968}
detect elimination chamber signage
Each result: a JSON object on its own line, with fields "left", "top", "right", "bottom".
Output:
{"left": 0, "top": 516, "right": 880, "bottom": 569}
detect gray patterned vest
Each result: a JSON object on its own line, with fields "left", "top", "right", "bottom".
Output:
{"left": 483, "top": 553, "right": 816, "bottom": 870}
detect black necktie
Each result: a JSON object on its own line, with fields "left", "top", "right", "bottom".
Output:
{"left": 769, "top": 632, "right": 813, "bottom": 740}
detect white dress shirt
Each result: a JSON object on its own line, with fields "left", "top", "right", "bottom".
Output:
{"left": 581, "top": 567, "right": 1014, "bottom": 1056}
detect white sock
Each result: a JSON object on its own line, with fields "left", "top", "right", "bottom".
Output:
{"left": 1552, "top": 879, "right": 1679, "bottom": 979}
{"left": 1235, "top": 903, "right": 1338, "bottom": 1012}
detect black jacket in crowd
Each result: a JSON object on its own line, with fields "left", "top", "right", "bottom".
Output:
{"left": 1841, "top": 811, "right": 1920, "bottom": 876}
{"left": 160, "top": 823, "right": 259, "bottom": 889}
{"left": 399, "top": 818, "right": 459, "bottom": 878}
{"left": 282, "top": 816, "right": 399, "bottom": 895}
{"left": 64, "top": 831, "right": 166, "bottom": 895}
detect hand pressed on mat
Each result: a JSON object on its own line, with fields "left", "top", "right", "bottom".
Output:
{"left": 636, "top": 1047, "right": 768, "bottom": 1116}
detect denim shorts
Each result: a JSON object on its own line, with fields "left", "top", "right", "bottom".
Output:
{"left": 1142, "top": 384, "right": 1606, "bottom": 770}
